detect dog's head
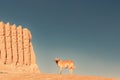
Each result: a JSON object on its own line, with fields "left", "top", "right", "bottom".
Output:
{"left": 54, "top": 58, "right": 60, "bottom": 64}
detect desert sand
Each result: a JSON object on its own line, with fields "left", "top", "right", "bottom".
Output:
{"left": 0, "top": 73, "right": 119, "bottom": 80}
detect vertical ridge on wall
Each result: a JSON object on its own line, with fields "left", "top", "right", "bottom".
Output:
{"left": 17, "top": 26, "right": 24, "bottom": 66}
{"left": 23, "top": 28, "right": 31, "bottom": 65}
{"left": 0, "top": 22, "right": 6, "bottom": 64}
{"left": 11, "top": 24, "right": 18, "bottom": 65}
{"left": 5, "top": 23, "right": 12, "bottom": 64}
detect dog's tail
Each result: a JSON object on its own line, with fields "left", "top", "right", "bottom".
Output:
{"left": 73, "top": 65, "right": 76, "bottom": 69}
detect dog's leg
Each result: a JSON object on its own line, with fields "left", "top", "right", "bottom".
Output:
{"left": 69, "top": 68, "right": 73, "bottom": 74}
{"left": 59, "top": 67, "right": 62, "bottom": 74}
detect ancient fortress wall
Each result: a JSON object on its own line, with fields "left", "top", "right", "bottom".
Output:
{"left": 0, "top": 22, "right": 40, "bottom": 73}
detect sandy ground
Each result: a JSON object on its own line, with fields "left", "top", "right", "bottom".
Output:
{"left": 0, "top": 73, "right": 119, "bottom": 80}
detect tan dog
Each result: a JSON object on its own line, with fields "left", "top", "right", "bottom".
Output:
{"left": 54, "top": 58, "right": 76, "bottom": 74}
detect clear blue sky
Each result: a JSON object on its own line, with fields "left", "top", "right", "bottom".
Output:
{"left": 0, "top": 0, "right": 120, "bottom": 78}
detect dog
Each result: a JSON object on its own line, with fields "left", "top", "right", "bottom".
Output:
{"left": 54, "top": 58, "right": 76, "bottom": 74}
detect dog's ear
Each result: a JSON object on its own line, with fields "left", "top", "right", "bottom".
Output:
{"left": 54, "top": 58, "right": 60, "bottom": 61}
